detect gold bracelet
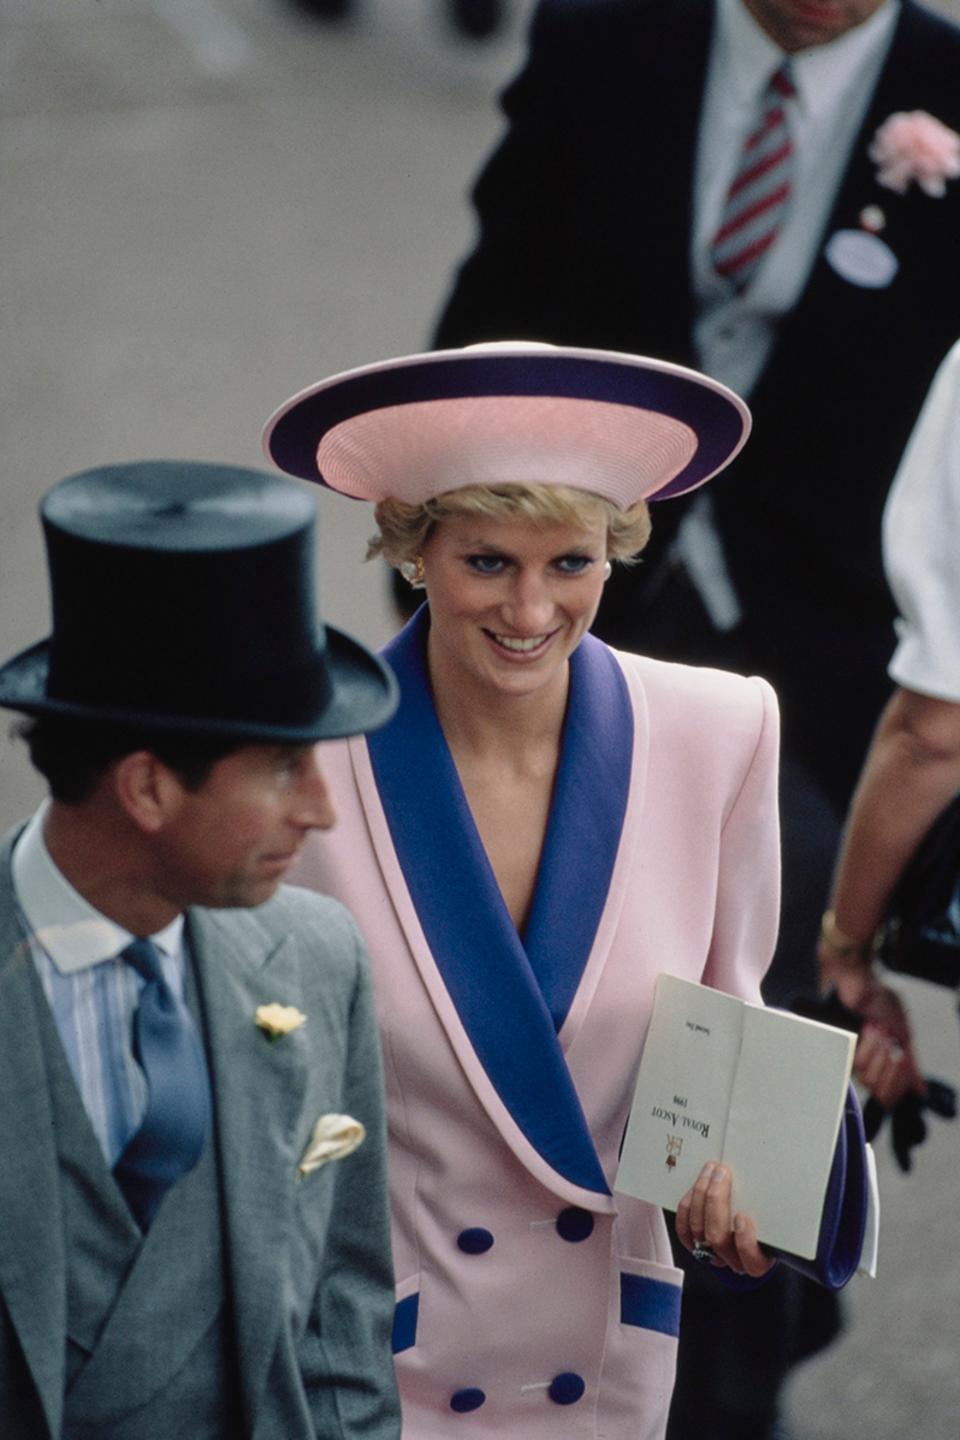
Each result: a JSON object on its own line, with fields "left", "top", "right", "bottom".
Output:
{"left": 819, "top": 910, "right": 872, "bottom": 965}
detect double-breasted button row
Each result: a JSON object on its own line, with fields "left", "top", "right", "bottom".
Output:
{"left": 449, "top": 1209, "right": 591, "bottom": 1413}
{"left": 457, "top": 1208, "right": 594, "bottom": 1254}
{"left": 449, "top": 1373, "right": 586, "bottom": 1413}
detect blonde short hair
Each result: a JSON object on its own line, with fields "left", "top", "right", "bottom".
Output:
{"left": 367, "top": 483, "right": 651, "bottom": 567}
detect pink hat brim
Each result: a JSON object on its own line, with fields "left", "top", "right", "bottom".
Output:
{"left": 263, "top": 342, "right": 751, "bottom": 509}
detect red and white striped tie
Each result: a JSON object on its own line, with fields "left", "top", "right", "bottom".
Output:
{"left": 711, "top": 62, "right": 796, "bottom": 291}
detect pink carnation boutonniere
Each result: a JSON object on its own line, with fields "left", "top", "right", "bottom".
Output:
{"left": 869, "top": 111, "right": 960, "bottom": 198}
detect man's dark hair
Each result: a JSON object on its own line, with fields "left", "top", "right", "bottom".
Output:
{"left": 13, "top": 716, "right": 243, "bottom": 804}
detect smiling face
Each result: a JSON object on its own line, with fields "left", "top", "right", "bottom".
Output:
{"left": 151, "top": 743, "right": 337, "bottom": 911}
{"left": 421, "top": 509, "right": 609, "bottom": 710}
{"left": 741, "top": 0, "right": 888, "bottom": 51}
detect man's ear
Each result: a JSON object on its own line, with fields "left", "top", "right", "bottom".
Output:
{"left": 111, "top": 751, "right": 186, "bottom": 834}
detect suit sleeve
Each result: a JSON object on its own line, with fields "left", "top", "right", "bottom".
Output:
{"left": 701, "top": 675, "right": 781, "bottom": 1003}
{"left": 299, "top": 924, "right": 400, "bottom": 1438}
{"left": 433, "top": 0, "right": 598, "bottom": 347}
{"left": 883, "top": 339, "right": 960, "bottom": 703}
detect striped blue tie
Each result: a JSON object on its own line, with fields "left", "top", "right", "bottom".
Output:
{"left": 712, "top": 63, "right": 796, "bottom": 291}
{"left": 113, "top": 939, "right": 211, "bottom": 1230}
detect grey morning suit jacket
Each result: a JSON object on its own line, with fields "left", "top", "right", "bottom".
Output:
{"left": 0, "top": 825, "right": 400, "bottom": 1439}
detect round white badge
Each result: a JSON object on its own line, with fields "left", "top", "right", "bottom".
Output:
{"left": 825, "top": 229, "right": 899, "bottom": 289}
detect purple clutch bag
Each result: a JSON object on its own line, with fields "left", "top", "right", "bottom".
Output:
{"left": 767, "top": 1085, "right": 868, "bottom": 1290}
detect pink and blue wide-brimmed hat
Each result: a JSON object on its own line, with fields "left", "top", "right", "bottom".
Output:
{"left": 262, "top": 341, "right": 751, "bottom": 509}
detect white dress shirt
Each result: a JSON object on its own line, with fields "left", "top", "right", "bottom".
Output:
{"left": 883, "top": 338, "right": 960, "bottom": 703}
{"left": 12, "top": 802, "right": 185, "bottom": 1165}
{"left": 693, "top": 0, "right": 899, "bottom": 398}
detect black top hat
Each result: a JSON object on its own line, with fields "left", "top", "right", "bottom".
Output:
{"left": 0, "top": 460, "right": 397, "bottom": 742}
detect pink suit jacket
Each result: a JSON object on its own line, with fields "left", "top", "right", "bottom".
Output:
{"left": 291, "top": 614, "right": 780, "bottom": 1439}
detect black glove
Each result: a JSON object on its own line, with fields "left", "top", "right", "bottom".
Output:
{"left": 862, "top": 1080, "right": 957, "bottom": 1173}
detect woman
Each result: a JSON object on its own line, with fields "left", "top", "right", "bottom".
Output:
{"left": 263, "top": 342, "right": 779, "bottom": 1439}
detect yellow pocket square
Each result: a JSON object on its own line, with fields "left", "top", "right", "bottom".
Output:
{"left": 299, "top": 1114, "right": 365, "bottom": 1177}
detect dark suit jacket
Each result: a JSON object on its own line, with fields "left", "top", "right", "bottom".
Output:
{"left": 0, "top": 829, "right": 400, "bottom": 1440}
{"left": 434, "top": 0, "right": 960, "bottom": 806}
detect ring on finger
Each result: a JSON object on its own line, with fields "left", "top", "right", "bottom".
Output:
{"left": 691, "top": 1241, "right": 716, "bottom": 1265}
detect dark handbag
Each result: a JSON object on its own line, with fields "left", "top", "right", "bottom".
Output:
{"left": 715, "top": 1083, "right": 870, "bottom": 1292}
{"left": 767, "top": 1085, "right": 869, "bottom": 1291}
{"left": 877, "top": 792, "right": 960, "bottom": 989}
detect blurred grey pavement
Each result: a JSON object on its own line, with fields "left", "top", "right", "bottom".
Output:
{"left": 1, "top": 0, "right": 538, "bottom": 820}
{"left": 2, "top": 2, "right": 959, "bottom": 1436}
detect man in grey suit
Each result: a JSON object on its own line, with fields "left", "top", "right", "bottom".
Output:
{"left": 0, "top": 460, "right": 401, "bottom": 1439}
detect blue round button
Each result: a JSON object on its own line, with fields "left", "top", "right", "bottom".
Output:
{"left": 450, "top": 1388, "right": 486, "bottom": 1413}
{"left": 457, "top": 1227, "right": 495, "bottom": 1255}
{"left": 556, "top": 1207, "right": 594, "bottom": 1243}
{"left": 548, "top": 1372, "right": 586, "bottom": 1406}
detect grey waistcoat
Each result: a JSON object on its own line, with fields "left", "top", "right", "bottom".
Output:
{"left": 31, "top": 959, "right": 244, "bottom": 1439}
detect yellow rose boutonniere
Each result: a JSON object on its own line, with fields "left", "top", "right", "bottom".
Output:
{"left": 255, "top": 1002, "right": 307, "bottom": 1040}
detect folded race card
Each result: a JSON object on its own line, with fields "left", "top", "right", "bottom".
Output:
{"left": 617, "top": 975, "right": 856, "bottom": 1259}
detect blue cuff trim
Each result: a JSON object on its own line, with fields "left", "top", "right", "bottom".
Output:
{"left": 619, "top": 1273, "right": 682, "bottom": 1337}
{"left": 392, "top": 1293, "right": 419, "bottom": 1354}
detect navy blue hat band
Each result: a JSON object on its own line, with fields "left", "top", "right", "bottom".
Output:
{"left": 267, "top": 352, "right": 745, "bottom": 501}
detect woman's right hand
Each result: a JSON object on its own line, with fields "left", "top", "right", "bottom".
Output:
{"left": 852, "top": 981, "right": 925, "bottom": 1110}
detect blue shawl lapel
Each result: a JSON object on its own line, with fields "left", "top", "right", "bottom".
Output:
{"left": 365, "top": 610, "right": 634, "bottom": 1200}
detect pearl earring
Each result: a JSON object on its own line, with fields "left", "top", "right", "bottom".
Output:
{"left": 399, "top": 555, "right": 426, "bottom": 589}
{"left": 603, "top": 560, "right": 612, "bottom": 581}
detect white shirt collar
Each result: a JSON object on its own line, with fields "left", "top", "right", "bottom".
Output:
{"left": 12, "top": 802, "right": 184, "bottom": 974}
{"left": 716, "top": 0, "right": 784, "bottom": 108}
{"left": 718, "top": 0, "right": 900, "bottom": 117}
